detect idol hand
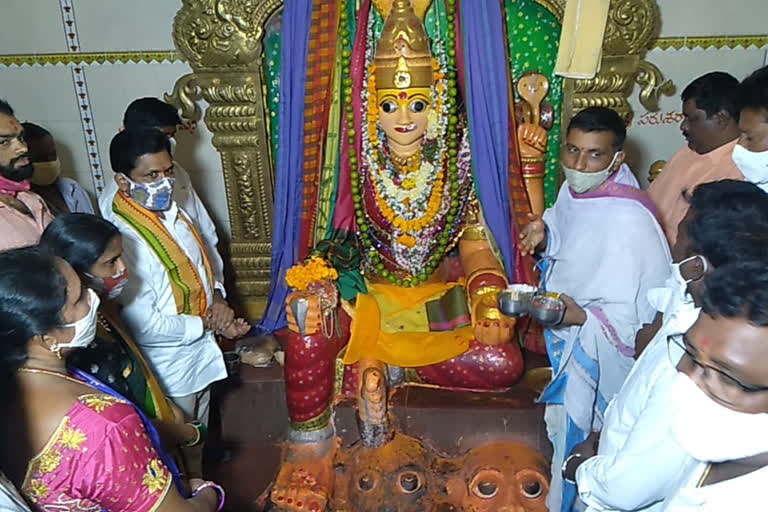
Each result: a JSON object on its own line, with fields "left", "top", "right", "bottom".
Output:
{"left": 284, "top": 292, "right": 322, "bottom": 336}
{"left": 472, "top": 293, "right": 515, "bottom": 345}
{"left": 518, "top": 123, "right": 548, "bottom": 159}
{"left": 519, "top": 213, "right": 546, "bottom": 256}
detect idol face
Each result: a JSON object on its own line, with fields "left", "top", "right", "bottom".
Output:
{"left": 377, "top": 87, "right": 431, "bottom": 151}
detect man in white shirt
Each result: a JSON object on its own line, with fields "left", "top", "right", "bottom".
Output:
{"left": 99, "top": 97, "right": 226, "bottom": 288}
{"left": 519, "top": 107, "right": 671, "bottom": 511}
{"left": 569, "top": 180, "right": 768, "bottom": 511}
{"left": 662, "top": 261, "right": 768, "bottom": 511}
{"left": 107, "top": 128, "right": 243, "bottom": 425}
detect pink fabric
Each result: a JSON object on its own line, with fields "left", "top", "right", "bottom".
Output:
{"left": 0, "top": 176, "right": 30, "bottom": 197}
{"left": 648, "top": 139, "right": 743, "bottom": 245}
{"left": 22, "top": 394, "right": 172, "bottom": 512}
{"left": 0, "top": 191, "right": 54, "bottom": 251}
{"left": 571, "top": 165, "right": 657, "bottom": 218}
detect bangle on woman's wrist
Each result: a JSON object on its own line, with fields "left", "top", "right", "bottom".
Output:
{"left": 184, "top": 421, "right": 207, "bottom": 447}
{"left": 191, "top": 481, "right": 225, "bottom": 511}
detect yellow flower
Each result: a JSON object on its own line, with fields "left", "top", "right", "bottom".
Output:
{"left": 79, "top": 394, "right": 121, "bottom": 413}
{"left": 29, "top": 479, "right": 48, "bottom": 499}
{"left": 37, "top": 451, "right": 61, "bottom": 474}
{"left": 397, "top": 234, "right": 417, "bottom": 248}
{"left": 141, "top": 459, "right": 169, "bottom": 495}
{"left": 60, "top": 426, "right": 87, "bottom": 450}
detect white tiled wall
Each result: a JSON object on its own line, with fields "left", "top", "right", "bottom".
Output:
{"left": 625, "top": 46, "right": 768, "bottom": 187}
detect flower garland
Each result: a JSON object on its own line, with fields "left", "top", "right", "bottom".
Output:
{"left": 285, "top": 256, "right": 339, "bottom": 291}
{"left": 340, "top": 0, "right": 463, "bottom": 287}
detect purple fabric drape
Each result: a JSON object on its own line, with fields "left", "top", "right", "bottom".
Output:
{"left": 256, "top": 0, "right": 313, "bottom": 333}
{"left": 460, "top": 0, "right": 515, "bottom": 279}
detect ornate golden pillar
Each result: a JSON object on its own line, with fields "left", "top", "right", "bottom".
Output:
{"left": 166, "top": 0, "right": 283, "bottom": 317}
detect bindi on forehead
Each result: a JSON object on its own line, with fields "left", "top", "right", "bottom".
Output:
{"left": 699, "top": 337, "right": 709, "bottom": 349}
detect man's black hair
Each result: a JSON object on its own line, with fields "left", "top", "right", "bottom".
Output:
{"left": 567, "top": 106, "right": 627, "bottom": 151}
{"left": 681, "top": 71, "right": 740, "bottom": 120}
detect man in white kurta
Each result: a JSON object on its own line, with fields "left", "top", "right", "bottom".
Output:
{"left": 99, "top": 97, "right": 225, "bottom": 287}
{"left": 574, "top": 179, "right": 768, "bottom": 511}
{"left": 520, "top": 107, "right": 671, "bottom": 511}
{"left": 107, "top": 128, "right": 230, "bottom": 425}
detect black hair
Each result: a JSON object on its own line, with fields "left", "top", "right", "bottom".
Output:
{"left": 123, "top": 97, "right": 181, "bottom": 131}
{"left": 737, "top": 66, "right": 768, "bottom": 121}
{"left": 685, "top": 180, "right": 768, "bottom": 267}
{"left": 681, "top": 72, "right": 740, "bottom": 120}
{"left": 0, "top": 99, "right": 13, "bottom": 116}
{"left": 0, "top": 247, "right": 67, "bottom": 372}
{"left": 39, "top": 213, "right": 120, "bottom": 276}
{"left": 567, "top": 106, "right": 627, "bottom": 150}
{"left": 700, "top": 261, "right": 768, "bottom": 327}
{"left": 109, "top": 128, "right": 171, "bottom": 175}
{"left": 21, "top": 122, "right": 51, "bottom": 141}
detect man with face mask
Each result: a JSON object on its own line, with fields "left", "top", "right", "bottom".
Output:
{"left": 648, "top": 72, "right": 743, "bottom": 246}
{"left": 732, "top": 66, "right": 768, "bottom": 190}
{"left": 519, "top": 107, "right": 671, "bottom": 512}
{"left": 99, "top": 97, "right": 225, "bottom": 289}
{"left": 567, "top": 180, "right": 768, "bottom": 512}
{"left": 662, "top": 261, "right": 768, "bottom": 510}
{"left": 108, "top": 128, "right": 248, "bottom": 427}
{"left": 23, "top": 122, "right": 94, "bottom": 216}
{"left": 0, "top": 99, "right": 54, "bottom": 251}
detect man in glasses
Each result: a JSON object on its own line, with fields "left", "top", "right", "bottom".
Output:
{"left": 664, "top": 261, "right": 768, "bottom": 509}
{"left": 568, "top": 180, "right": 768, "bottom": 511}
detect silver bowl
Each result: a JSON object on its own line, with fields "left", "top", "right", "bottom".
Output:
{"left": 529, "top": 293, "right": 565, "bottom": 326}
{"left": 497, "top": 284, "right": 538, "bottom": 317}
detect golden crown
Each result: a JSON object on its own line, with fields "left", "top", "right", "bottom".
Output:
{"left": 374, "top": 0, "right": 434, "bottom": 90}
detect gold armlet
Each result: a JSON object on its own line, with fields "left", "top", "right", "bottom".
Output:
{"left": 461, "top": 224, "right": 486, "bottom": 241}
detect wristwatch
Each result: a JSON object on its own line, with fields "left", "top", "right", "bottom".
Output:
{"left": 561, "top": 452, "right": 584, "bottom": 484}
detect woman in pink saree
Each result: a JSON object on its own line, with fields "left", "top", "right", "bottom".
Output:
{"left": 0, "top": 247, "right": 224, "bottom": 512}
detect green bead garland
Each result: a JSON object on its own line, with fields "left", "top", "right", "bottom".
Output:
{"left": 343, "top": 0, "right": 462, "bottom": 287}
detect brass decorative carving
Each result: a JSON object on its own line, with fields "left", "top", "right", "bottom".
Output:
{"left": 570, "top": 0, "right": 674, "bottom": 122}
{"left": 167, "top": 0, "right": 671, "bottom": 318}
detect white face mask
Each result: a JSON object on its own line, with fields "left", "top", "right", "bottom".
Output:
{"left": 670, "top": 254, "right": 708, "bottom": 295}
{"left": 562, "top": 151, "right": 620, "bottom": 194}
{"left": 51, "top": 288, "right": 101, "bottom": 351}
{"left": 732, "top": 143, "right": 768, "bottom": 192}
{"left": 670, "top": 371, "right": 768, "bottom": 462}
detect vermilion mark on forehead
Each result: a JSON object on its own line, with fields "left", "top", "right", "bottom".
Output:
{"left": 398, "top": 91, "right": 407, "bottom": 100}
{"left": 700, "top": 337, "right": 709, "bottom": 348}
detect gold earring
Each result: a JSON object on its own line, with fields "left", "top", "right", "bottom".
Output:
{"left": 51, "top": 346, "right": 62, "bottom": 359}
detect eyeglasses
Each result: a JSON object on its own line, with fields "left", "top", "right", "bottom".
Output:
{"left": 667, "top": 334, "right": 768, "bottom": 403}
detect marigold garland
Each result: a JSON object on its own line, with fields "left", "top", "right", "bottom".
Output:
{"left": 340, "top": 0, "right": 462, "bottom": 287}
{"left": 285, "top": 257, "right": 339, "bottom": 291}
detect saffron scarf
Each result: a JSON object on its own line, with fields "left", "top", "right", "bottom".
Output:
{"left": 112, "top": 191, "right": 213, "bottom": 316}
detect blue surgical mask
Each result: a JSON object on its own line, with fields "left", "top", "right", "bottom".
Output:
{"left": 122, "top": 174, "right": 175, "bottom": 211}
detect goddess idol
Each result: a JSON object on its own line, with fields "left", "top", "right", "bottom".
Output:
{"left": 267, "top": 0, "right": 553, "bottom": 508}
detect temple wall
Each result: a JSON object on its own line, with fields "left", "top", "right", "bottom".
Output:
{"left": 0, "top": 0, "right": 766, "bottom": 245}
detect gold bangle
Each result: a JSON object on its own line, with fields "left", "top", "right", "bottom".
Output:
{"left": 520, "top": 156, "right": 545, "bottom": 164}
{"left": 467, "top": 268, "right": 508, "bottom": 289}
